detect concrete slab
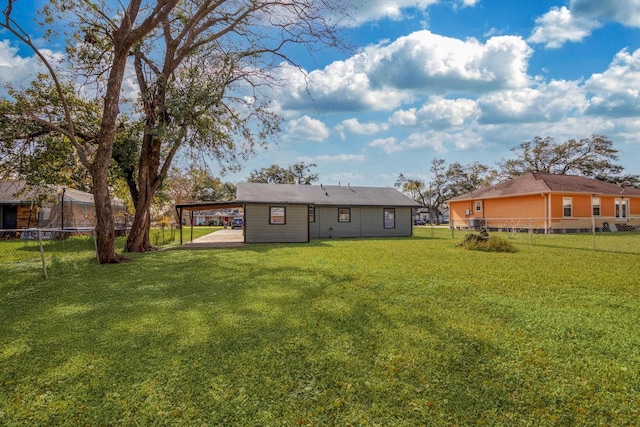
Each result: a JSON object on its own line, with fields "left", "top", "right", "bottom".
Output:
{"left": 180, "top": 229, "right": 245, "bottom": 248}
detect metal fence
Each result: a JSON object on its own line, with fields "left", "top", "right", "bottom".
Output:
{"left": 0, "top": 229, "right": 97, "bottom": 279}
{"left": 1, "top": 225, "right": 178, "bottom": 279}
{"left": 447, "top": 215, "right": 640, "bottom": 254}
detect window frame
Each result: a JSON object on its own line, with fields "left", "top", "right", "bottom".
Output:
{"left": 383, "top": 208, "right": 396, "bottom": 229}
{"left": 475, "top": 201, "right": 482, "bottom": 212}
{"left": 338, "top": 207, "right": 351, "bottom": 223}
{"left": 269, "top": 206, "right": 286, "bottom": 225}
{"left": 592, "top": 197, "right": 601, "bottom": 216}
{"left": 308, "top": 205, "right": 315, "bottom": 222}
{"left": 562, "top": 197, "right": 573, "bottom": 218}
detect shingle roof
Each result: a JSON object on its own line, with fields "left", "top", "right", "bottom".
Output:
{"left": 236, "top": 183, "right": 420, "bottom": 207}
{"left": 449, "top": 173, "right": 640, "bottom": 202}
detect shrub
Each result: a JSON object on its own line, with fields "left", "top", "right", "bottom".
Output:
{"left": 456, "top": 231, "right": 516, "bottom": 253}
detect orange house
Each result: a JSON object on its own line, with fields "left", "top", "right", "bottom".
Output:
{"left": 448, "top": 173, "right": 640, "bottom": 233}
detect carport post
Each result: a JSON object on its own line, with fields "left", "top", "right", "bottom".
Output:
{"left": 189, "top": 211, "right": 194, "bottom": 242}
{"left": 176, "top": 206, "right": 183, "bottom": 245}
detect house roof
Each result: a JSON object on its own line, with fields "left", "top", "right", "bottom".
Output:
{"left": 0, "top": 180, "right": 96, "bottom": 204}
{"left": 449, "top": 173, "right": 640, "bottom": 202}
{"left": 236, "top": 183, "right": 420, "bottom": 207}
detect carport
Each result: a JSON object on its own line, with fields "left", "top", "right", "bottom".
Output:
{"left": 175, "top": 201, "right": 245, "bottom": 245}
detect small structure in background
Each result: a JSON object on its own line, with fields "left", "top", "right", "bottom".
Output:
{"left": 0, "top": 180, "right": 127, "bottom": 236}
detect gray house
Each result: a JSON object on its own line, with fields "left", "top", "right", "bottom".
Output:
{"left": 236, "top": 183, "right": 420, "bottom": 243}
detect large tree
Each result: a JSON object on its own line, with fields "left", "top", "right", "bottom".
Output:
{"left": 247, "top": 162, "right": 319, "bottom": 184}
{"left": 497, "top": 135, "right": 625, "bottom": 179}
{"left": 2, "top": 0, "right": 180, "bottom": 262}
{"left": 166, "top": 167, "right": 236, "bottom": 204}
{"left": 396, "top": 159, "right": 495, "bottom": 223}
{"left": 2, "top": 0, "right": 349, "bottom": 259}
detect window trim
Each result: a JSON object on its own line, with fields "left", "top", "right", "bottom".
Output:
{"left": 475, "top": 201, "right": 482, "bottom": 212}
{"left": 338, "top": 207, "right": 351, "bottom": 223}
{"left": 269, "top": 206, "right": 286, "bottom": 225}
{"left": 562, "top": 197, "right": 573, "bottom": 218}
{"left": 383, "top": 208, "right": 396, "bottom": 229}
{"left": 592, "top": 197, "right": 601, "bottom": 217}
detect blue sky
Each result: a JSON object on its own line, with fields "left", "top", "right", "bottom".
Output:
{"left": 2, "top": 0, "right": 640, "bottom": 187}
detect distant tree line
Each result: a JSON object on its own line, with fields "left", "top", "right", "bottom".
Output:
{"left": 396, "top": 135, "right": 640, "bottom": 222}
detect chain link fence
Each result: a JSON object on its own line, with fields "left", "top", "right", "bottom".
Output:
{"left": 447, "top": 215, "right": 640, "bottom": 254}
{"left": 1, "top": 225, "right": 178, "bottom": 279}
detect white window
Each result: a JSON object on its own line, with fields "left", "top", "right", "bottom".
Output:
{"left": 592, "top": 197, "right": 601, "bottom": 216}
{"left": 615, "top": 198, "right": 629, "bottom": 221}
{"left": 475, "top": 201, "right": 482, "bottom": 212}
{"left": 563, "top": 197, "right": 572, "bottom": 218}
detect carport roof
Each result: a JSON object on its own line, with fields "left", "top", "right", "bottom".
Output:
{"left": 236, "top": 183, "right": 420, "bottom": 207}
{"left": 174, "top": 201, "right": 242, "bottom": 211}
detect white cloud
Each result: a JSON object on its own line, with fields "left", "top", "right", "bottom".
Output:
{"left": 279, "top": 30, "right": 532, "bottom": 113}
{"left": 529, "top": 1, "right": 640, "bottom": 49}
{"left": 571, "top": 0, "right": 640, "bottom": 27}
{"left": 284, "top": 115, "right": 330, "bottom": 142}
{"left": 367, "top": 31, "right": 532, "bottom": 92}
{"left": 340, "top": 1, "right": 438, "bottom": 26}
{"left": 335, "top": 118, "right": 389, "bottom": 139}
{"left": 528, "top": 6, "right": 601, "bottom": 49}
{"left": 0, "top": 39, "right": 53, "bottom": 88}
{"left": 585, "top": 48, "right": 640, "bottom": 116}
{"left": 391, "top": 97, "right": 479, "bottom": 129}
{"left": 301, "top": 154, "right": 365, "bottom": 163}
{"left": 327, "top": 172, "right": 365, "bottom": 184}
{"left": 369, "top": 137, "right": 401, "bottom": 154}
{"left": 478, "top": 80, "right": 587, "bottom": 124}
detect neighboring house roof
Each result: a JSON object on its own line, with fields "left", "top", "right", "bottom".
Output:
{"left": 0, "top": 180, "right": 96, "bottom": 204}
{"left": 0, "top": 180, "right": 33, "bottom": 203}
{"left": 236, "top": 183, "right": 420, "bottom": 207}
{"left": 449, "top": 173, "right": 640, "bottom": 202}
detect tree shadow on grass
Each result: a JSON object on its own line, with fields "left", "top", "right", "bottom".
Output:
{"left": 0, "top": 247, "right": 633, "bottom": 425}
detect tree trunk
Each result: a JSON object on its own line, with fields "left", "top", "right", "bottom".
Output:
{"left": 124, "top": 130, "right": 162, "bottom": 252}
{"left": 125, "top": 186, "right": 155, "bottom": 252}
{"left": 91, "top": 150, "right": 127, "bottom": 263}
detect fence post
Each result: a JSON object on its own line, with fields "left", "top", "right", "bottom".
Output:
{"left": 450, "top": 218, "right": 455, "bottom": 239}
{"left": 592, "top": 216, "right": 596, "bottom": 251}
{"left": 530, "top": 218, "right": 533, "bottom": 246}
{"left": 38, "top": 229, "right": 48, "bottom": 279}
{"left": 93, "top": 229, "right": 100, "bottom": 263}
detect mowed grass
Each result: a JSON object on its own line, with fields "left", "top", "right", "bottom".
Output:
{"left": 1, "top": 228, "right": 639, "bottom": 426}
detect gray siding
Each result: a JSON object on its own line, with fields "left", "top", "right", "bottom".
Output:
{"left": 314, "top": 206, "right": 413, "bottom": 239}
{"left": 245, "top": 203, "right": 308, "bottom": 243}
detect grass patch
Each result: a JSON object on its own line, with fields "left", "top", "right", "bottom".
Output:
{"left": 1, "top": 228, "right": 639, "bottom": 425}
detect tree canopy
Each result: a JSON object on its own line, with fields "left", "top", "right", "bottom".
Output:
{"left": 396, "top": 158, "right": 496, "bottom": 223}
{"left": 247, "top": 162, "right": 319, "bottom": 185}
{"left": 497, "top": 135, "right": 624, "bottom": 179}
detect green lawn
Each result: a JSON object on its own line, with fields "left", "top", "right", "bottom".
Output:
{"left": 1, "top": 228, "right": 639, "bottom": 425}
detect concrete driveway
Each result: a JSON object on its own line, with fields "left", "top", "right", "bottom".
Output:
{"left": 181, "top": 229, "right": 244, "bottom": 248}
